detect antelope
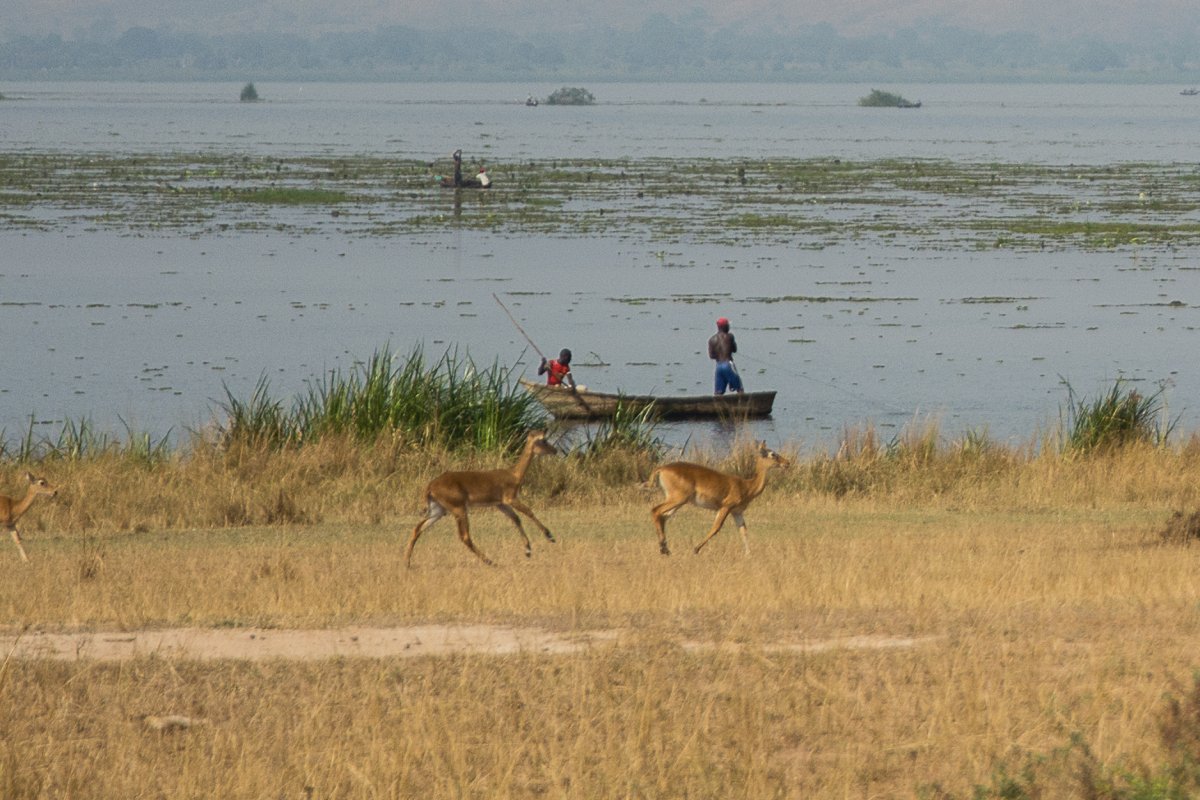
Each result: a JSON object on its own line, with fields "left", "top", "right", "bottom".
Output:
{"left": 1, "top": 472, "right": 58, "bottom": 562}
{"left": 406, "top": 430, "right": 558, "bottom": 567}
{"left": 648, "top": 441, "right": 789, "bottom": 556}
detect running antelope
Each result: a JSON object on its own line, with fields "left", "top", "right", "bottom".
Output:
{"left": 406, "top": 430, "right": 557, "bottom": 567}
{"left": 648, "top": 442, "right": 789, "bottom": 556}
{"left": 1, "top": 472, "right": 58, "bottom": 562}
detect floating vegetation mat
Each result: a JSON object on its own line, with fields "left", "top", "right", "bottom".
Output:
{"left": 4, "top": 153, "right": 1200, "bottom": 250}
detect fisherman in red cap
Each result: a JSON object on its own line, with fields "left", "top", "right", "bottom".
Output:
{"left": 708, "top": 317, "right": 743, "bottom": 395}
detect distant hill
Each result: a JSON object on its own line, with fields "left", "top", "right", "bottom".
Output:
{"left": 4, "top": 0, "right": 1198, "bottom": 47}
{"left": 2, "top": 1, "right": 1198, "bottom": 82}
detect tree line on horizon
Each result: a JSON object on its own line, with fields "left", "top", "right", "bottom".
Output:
{"left": 2, "top": 17, "right": 1198, "bottom": 82}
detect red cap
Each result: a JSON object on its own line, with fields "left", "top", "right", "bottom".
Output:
{"left": 716, "top": 317, "right": 729, "bottom": 327}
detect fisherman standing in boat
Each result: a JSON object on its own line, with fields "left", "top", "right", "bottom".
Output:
{"left": 538, "top": 348, "right": 576, "bottom": 389}
{"left": 438, "top": 149, "right": 490, "bottom": 188}
{"left": 451, "top": 149, "right": 464, "bottom": 186}
{"left": 708, "top": 317, "right": 744, "bottom": 395}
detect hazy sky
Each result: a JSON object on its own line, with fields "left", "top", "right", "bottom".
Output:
{"left": 2, "top": 0, "right": 1195, "bottom": 44}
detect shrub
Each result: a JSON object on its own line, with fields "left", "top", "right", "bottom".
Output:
{"left": 240, "top": 82, "right": 259, "bottom": 102}
{"left": 545, "top": 87, "right": 595, "bottom": 106}
{"left": 858, "top": 88, "right": 918, "bottom": 108}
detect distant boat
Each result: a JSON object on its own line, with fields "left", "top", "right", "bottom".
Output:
{"left": 439, "top": 148, "right": 491, "bottom": 188}
{"left": 1182, "top": 88, "right": 1199, "bottom": 96}
{"left": 519, "top": 379, "right": 776, "bottom": 421}
{"left": 897, "top": 100, "right": 922, "bottom": 108}
{"left": 440, "top": 175, "right": 489, "bottom": 189}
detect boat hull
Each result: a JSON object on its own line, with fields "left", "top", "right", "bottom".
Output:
{"left": 519, "top": 379, "right": 775, "bottom": 421}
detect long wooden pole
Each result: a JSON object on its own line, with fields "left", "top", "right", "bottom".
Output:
{"left": 493, "top": 293, "right": 592, "bottom": 415}
{"left": 493, "top": 293, "right": 545, "bottom": 360}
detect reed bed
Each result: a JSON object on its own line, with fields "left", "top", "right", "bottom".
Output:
{"left": 218, "top": 345, "right": 545, "bottom": 453}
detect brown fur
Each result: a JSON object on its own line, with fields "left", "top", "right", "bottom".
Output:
{"left": 1, "top": 472, "right": 58, "bottom": 562}
{"left": 649, "top": 442, "right": 789, "bottom": 555}
{"left": 406, "top": 431, "right": 557, "bottom": 566}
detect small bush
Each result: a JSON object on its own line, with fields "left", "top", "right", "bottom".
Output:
{"left": 545, "top": 87, "right": 595, "bottom": 106}
{"left": 240, "top": 82, "right": 259, "bottom": 102}
{"left": 858, "top": 88, "right": 918, "bottom": 107}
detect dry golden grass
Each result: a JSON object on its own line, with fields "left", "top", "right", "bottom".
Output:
{"left": 2, "top": 438, "right": 1200, "bottom": 797}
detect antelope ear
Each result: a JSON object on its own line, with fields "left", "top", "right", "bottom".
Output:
{"left": 24, "top": 471, "right": 35, "bottom": 483}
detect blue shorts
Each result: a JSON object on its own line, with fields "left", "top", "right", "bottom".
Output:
{"left": 714, "top": 362, "right": 743, "bottom": 394}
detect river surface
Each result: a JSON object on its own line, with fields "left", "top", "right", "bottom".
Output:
{"left": 2, "top": 81, "right": 1199, "bottom": 452}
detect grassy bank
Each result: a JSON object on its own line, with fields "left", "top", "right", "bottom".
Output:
{"left": 3, "top": 377, "right": 1200, "bottom": 796}
{"left": 2, "top": 419, "right": 1198, "bottom": 533}
{"left": 2, "top": 494, "right": 1199, "bottom": 797}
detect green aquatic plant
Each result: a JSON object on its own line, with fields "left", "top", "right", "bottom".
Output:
{"left": 219, "top": 346, "right": 546, "bottom": 454}
{"left": 0, "top": 415, "right": 172, "bottom": 464}
{"left": 9, "top": 151, "right": 1200, "bottom": 250}
{"left": 1061, "top": 378, "right": 1177, "bottom": 453}
{"left": 220, "top": 187, "right": 350, "bottom": 205}
{"left": 571, "top": 398, "right": 663, "bottom": 460}
{"left": 218, "top": 375, "right": 297, "bottom": 449}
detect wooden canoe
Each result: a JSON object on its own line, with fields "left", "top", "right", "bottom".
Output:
{"left": 519, "top": 378, "right": 775, "bottom": 421}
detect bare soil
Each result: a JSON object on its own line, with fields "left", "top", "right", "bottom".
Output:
{"left": 0, "top": 625, "right": 933, "bottom": 661}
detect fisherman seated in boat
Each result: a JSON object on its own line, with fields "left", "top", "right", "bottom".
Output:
{"left": 538, "top": 348, "right": 576, "bottom": 389}
{"left": 708, "top": 317, "right": 744, "bottom": 395}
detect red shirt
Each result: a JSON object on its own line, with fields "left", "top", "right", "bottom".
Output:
{"left": 545, "top": 359, "right": 571, "bottom": 386}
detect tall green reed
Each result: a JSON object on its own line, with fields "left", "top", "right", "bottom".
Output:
{"left": 220, "top": 345, "right": 546, "bottom": 453}
{"left": 570, "top": 398, "right": 664, "bottom": 460}
{"left": 0, "top": 415, "right": 172, "bottom": 465}
{"left": 1061, "top": 378, "right": 1178, "bottom": 453}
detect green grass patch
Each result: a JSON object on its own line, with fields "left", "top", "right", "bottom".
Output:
{"left": 218, "top": 345, "right": 547, "bottom": 454}
{"left": 7, "top": 151, "right": 1200, "bottom": 251}
{"left": 219, "top": 187, "right": 351, "bottom": 205}
{"left": 1060, "top": 378, "right": 1178, "bottom": 454}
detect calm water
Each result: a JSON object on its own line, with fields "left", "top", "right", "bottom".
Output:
{"left": 2, "top": 81, "right": 1199, "bottom": 452}
{"left": 5, "top": 81, "right": 1200, "bottom": 163}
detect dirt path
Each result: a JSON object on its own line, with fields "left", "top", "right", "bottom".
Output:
{"left": 0, "top": 625, "right": 935, "bottom": 662}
